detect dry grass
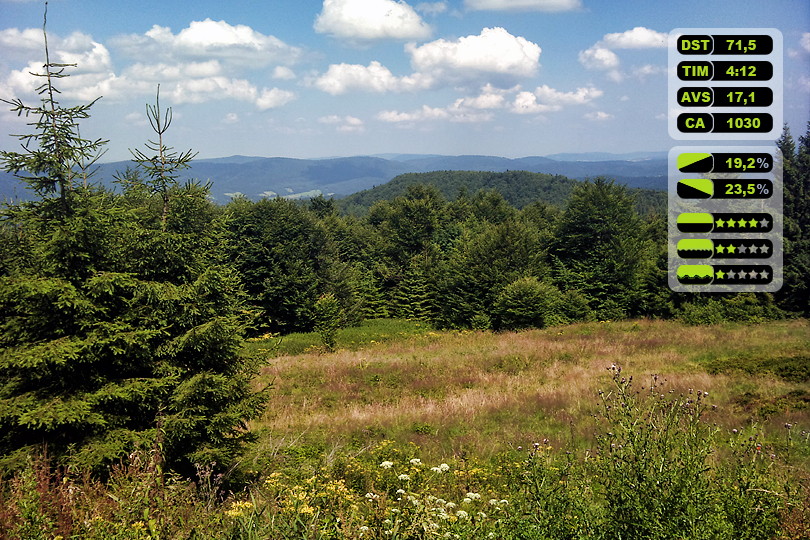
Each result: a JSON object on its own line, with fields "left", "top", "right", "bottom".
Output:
{"left": 247, "top": 318, "right": 810, "bottom": 464}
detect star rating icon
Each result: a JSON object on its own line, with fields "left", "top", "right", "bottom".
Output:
{"left": 715, "top": 219, "right": 726, "bottom": 228}
{"left": 715, "top": 269, "right": 726, "bottom": 279}
{"left": 760, "top": 218, "right": 770, "bottom": 228}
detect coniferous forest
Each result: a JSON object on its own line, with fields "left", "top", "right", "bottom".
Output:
{"left": 1, "top": 26, "right": 810, "bottom": 540}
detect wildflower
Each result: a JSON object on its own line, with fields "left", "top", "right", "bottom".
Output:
{"left": 446, "top": 501, "right": 456, "bottom": 509}
{"left": 439, "top": 463, "right": 450, "bottom": 472}
{"left": 224, "top": 500, "right": 254, "bottom": 518}
{"left": 380, "top": 460, "right": 394, "bottom": 469}
{"left": 477, "top": 511, "right": 487, "bottom": 519}
{"left": 360, "top": 526, "right": 370, "bottom": 533}
{"left": 365, "top": 492, "right": 379, "bottom": 500}
{"left": 463, "top": 498, "right": 472, "bottom": 504}
{"left": 396, "top": 489, "right": 406, "bottom": 494}
{"left": 410, "top": 458, "right": 422, "bottom": 465}
{"left": 398, "top": 474, "right": 410, "bottom": 481}
{"left": 489, "top": 499, "right": 499, "bottom": 506}
{"left": 456, "top": 510, "right": 469, "bottom": 520}
{"left": 466, "top": 492, "right": 481, "bottom": 500}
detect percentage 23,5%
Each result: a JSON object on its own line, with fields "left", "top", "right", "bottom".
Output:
{"left": 677, "top": 178, "right": 773, "bottom": 199}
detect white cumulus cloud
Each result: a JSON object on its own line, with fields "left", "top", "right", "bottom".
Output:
{"left": 512, "top": 84, "right": 602, "bottom": 114}
{"left": 273, "top": 66, "right": 296, "bottom": 80}
{"left": 407, "top": 27, "right": 541, "bottom": 84}
{"left": 533, "top": 84, "right": 602, "bottom": 106}
{"left": 416, "top": 2, "right": 448, "bottom": 15}
{"left": 801, "top": 33, "right": 810, "bottom": 53}
{"left": 601, "top": 27, "right": 667, "bottom": 49}
{"left": 256, "top": 88, "right": 296, "bottom": 109}
{"left": 0, "top": 27, "right": 51, "bottom": 57}
{"left": 319, "top": 114, "right": 365, "bottom": 132}
{"left": 578, "top": 45, "right": 619, "bottom": 70}
{"left": 314, "top": 0, "right": 432, "bottom": 42}
{"left": 313, "top": 61, "right": 432, "bottom": 94}
{"left": 579, "top": 26, "right": 665, "bottom": 81}
{"left": 377, "top": 105, "right": 451, "bottom": 123}
{"left": 313, "top": 28, "right": 540, "bottom": 95}
{"left": 111, "top": 19, "right": 302, "bottom": 69}
{"left": 584, "top": 111, "right": 613, "bottom": 121}
{"left": 465, "top": 0, "right": 581, "bottom": 11}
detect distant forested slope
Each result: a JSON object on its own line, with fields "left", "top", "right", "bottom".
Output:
{"left": 338, "top": 170, "right": 666, "bottom": 215}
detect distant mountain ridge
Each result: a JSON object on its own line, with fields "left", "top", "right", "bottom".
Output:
{"left": 0, "top": 152, "right": 667, "bottom": 203}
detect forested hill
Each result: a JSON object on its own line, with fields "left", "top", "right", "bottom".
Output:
{"left": 338, "top": 170, "right": 667, "bottom": 215}
{"left": 0, "top": 153, "right": 667, "bottom": 204}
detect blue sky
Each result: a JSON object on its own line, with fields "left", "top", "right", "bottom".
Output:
{"left": 1, "top": 0, "right": 809, "bottom": 161}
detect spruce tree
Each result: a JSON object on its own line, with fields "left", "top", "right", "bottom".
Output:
{"left": 0, "top": 21, "right": 264, "bottom": 475}
{"left": 777, "top": 123, "right": 810, "bottom": 314}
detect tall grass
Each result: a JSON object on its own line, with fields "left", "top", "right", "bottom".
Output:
{"left": 2, "top": 318, "right": 809, "bottom": 538}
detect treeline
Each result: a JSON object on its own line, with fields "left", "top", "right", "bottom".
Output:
{"left": 337, "top": 169, "right": 666, "bottom": 216}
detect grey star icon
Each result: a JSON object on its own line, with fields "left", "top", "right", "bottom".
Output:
{"left": 750, "top": 245, "right": 760, "bottom": 253}
{"left": 760, "top": 218, "right": 770, "bottom": 228}
{"left": 738, "top": 245, "right": 748, "bottom": 254}
{"left": 760, "top": 270, "right": 770, "bottom": 280}
{"left": 760, "top": 244, "right": 770, "bottom": 254}
{"left": 747, "top": 271, "right": 757, "bottom": 279}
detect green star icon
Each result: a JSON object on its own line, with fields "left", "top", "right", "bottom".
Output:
{"left": 716, "top": 244, "right": 726, "bottom": 254}
{"left": 727, "top": 244, "right": 736, "bottom": 253}
{"left": 715, "top": 269, "right": 726, "bottom": 280}
{"left": 748, "top": 218, "right": 758, "bottom": 227}
{"left": 737, "top": 219, "right": 747, "bottom": 228}
{"left": 715, "top": 219, "right": 725, "bottom": 228}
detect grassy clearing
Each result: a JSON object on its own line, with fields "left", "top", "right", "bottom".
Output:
{"left": 242, "top": 318, "right": 434, "bottom": 357}
{"left": 246, "top": 318, "right": 810, "bottom": 468}
{"left": 4, "top": 318, "right": 810, "bottom": 539}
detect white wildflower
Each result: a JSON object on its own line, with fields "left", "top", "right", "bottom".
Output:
{"left": 398, "top": 474, "right": 410, "bottom": 481}
{"left": 380, "top": 461, "right": 394, "bottom": 469}
{"left": 456, "top": 510, "right": 469, "bottom": 520}
{"left": 409, "top": 458, "right": 422, "bottom": 465}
